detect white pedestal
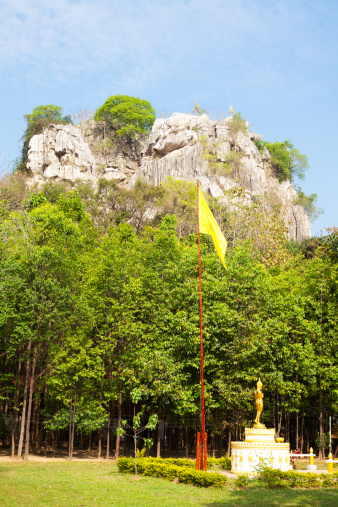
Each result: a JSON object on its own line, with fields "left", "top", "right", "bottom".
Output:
{"left": 231, "top": 427, "right": 290, "bottom": 476}
{"left": 307, "top": 464, "right": 317, "bottom": 471}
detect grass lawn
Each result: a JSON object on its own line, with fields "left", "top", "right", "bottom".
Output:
{"left": 295, "top": 460, "right": 338, "bottom": 471}
{"left": 1, "top": 461, "right": 338, "bottom": 507}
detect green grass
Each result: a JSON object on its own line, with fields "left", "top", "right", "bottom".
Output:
{"left": 1, "top": 461, "right": 338, "bottom": 506}
{"left": 295, "top": 460, "right": 338, "bottom": 471}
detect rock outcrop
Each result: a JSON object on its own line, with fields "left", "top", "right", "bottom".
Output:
{"left": 26, "top": 113, "right": 311, "bottom": 241}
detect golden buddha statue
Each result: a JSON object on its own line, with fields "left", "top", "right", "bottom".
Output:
{"left": 253, "top": 378, "right": 265, "bottom": 428}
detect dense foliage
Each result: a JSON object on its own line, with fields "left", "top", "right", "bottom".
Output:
{"left": 94, "top": 95, "right": 156, "bottom": 138}
{"left": 117, "top": 457, "right": 228, "bottom": 487}
{"left": 255, "top": 139, "right": 309, "bottom": 183}
{"left": 257, "top": 467, "right": 338, "bottom": 488}
{"left": 0, "top": 176, "right": 337, "bottom": 462}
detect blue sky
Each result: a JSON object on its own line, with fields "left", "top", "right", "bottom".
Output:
{"left": 1, "top": 0, "right": 337, "bottom": 235}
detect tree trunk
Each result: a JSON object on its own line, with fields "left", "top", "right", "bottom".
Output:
{"left": 163, "top": 420, "right": 166, "bottom": 455}
{"left": 212, "top": 434, "right": 216, "bottom": 458}
{"left": 227, "top": 427, "right": 232, "bottom": 456}
{"left": 114, "top": 380, "right": 122, "bottom": 460}
{"left": 43, "top": 384, "right": 48, "bottom": 457}
{"left": 98, "top": 366, "right": 104, "bottom": 459}
{"left": 286, "top": 410, "right": 290, "bottom": 445}
{"left": 185, "top": 426, "right": 189, "bottom": 458}
{"left": 276, "top": 412, "right": 282, "bottom": 437}
{"left": 219, "top": 431, "right": 223, "bottom": 457}
{"left": 24, "top": 343, "right": 37, "bottom": 460}
{"left": 123, "top": 425, "right": 127, "bottom": 456}
{"left": 304, "top": 417, "right": 310, "bottom": 453}
{"left": 106, "top": 351, "right": 113, "bottom": 460}
{"left": 157, "top": 412, "right": 161, "bottom": 458}
{"left": 69, "top": 386, "right": 73, "bottom": 460}
{"left": 334, "top": 443, "right": 338, "bottom": 459}
{"left": 33, "top": 396, "right": 39, "bottom": 452}
{"left": 300, "top": 410, "right": 304, "bottom": 452}
{"left": 71, "top": 388, "right": 76, "bottom": 460}
{"left": 106, "top": 410, "right": 111, "bottom": 460}
{"left": 44, "top": 431, "right": 49, "bottom": 457}
{"left": 17, "top": 338, "right": 32, "bottom": 458}
{"left": 319, "top": 388, "right": 324, "bottom": 459}
{"left": 168, "top": 427, "right": 172, "bottom": 455}
{"left": 11, "top": 359, "right": 21, "bottom": 457}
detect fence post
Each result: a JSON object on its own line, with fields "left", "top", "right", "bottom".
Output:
{"left": 328, "top": 452, "right": 333, "bottom": 474}
{"left": 196, "top": 433, "right": 200, "bottom": 470}
{"left": 309, "top": 447, "right": 314, "bottom": 466}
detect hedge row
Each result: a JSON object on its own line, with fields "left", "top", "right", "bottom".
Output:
{"left": 117, "top": 457, "right": 227, "bottom": 488}
{"left": 117, "top": 456, "right": 231, "bottom": 471}
{"left": 258, "top": 468, "right": 338, "bottom": 489}
{"left": 134, "top": 456, "right": 231, "bottom": 471}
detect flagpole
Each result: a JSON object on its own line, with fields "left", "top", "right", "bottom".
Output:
{"left": 196, "top": 180, "right": 205, "bottom": 470}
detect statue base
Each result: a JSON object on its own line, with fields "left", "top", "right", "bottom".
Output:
{"left": 253, "top": 422, "right": 266, "bottom": 429}
{"left": 231, "top": 427, "right": 290, "bottom": 476}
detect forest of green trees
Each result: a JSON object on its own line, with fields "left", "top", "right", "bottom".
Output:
{"left": 0, "top": 171, "right": 337, "bottom": 463}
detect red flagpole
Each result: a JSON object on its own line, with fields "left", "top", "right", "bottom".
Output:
{"left": 197, "top": 181, "right": 205, "bottom": 470}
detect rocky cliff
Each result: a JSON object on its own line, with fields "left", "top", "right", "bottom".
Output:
{"left": 26, "top": 113, "right": 311, "bottom": 241}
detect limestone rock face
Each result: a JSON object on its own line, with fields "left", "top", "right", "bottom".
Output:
{"left": 26, "top": 113, "right": 311, "bottom": 241}
{"left": 27, "top": 122, "right": 140, "bottom": 186}
{"left": 28, "top": 124, "right": 96, "bottom": 183}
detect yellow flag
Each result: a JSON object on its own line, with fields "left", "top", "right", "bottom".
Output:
{"left": 229, "top": 104, "right": 234, "bottom": 114}
{"left": 198, "top": 188, "right": 227, "bottom": 268}
{"left": 195, "top": 101, "right": 200, "bottom": 114}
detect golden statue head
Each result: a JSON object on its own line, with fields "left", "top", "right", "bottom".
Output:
{"left": 257, "top": 378, "right": 263, "bottom": 390}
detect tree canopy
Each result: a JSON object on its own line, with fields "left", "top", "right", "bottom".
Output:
{"left": 0, "top": 175, "right": 337, "bottom": 461}
{"left": 94, "top": 94, "right": 156, "bottom": 138}
{"left": 16, "top": 105, "right": 71, "bottom": 172}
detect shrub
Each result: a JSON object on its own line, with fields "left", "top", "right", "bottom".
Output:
{"left": 117, "top": 456, "right": 231, "bottom": 471}
{"left": 227, "top": 112, "right": 247, "bottom": 141}
{"left": 235, "top": 475, "right": 250, "bottom": 488}
{"left": 256, "top": 140, "right": 309, "bottom": 183}
{"left": 117, "top": 457, "right": 227, "bottom": 488}
{"left": 208, "top": 457, "right": 232, "bottom": 471}
{"left": 257, "top": 467, "right": 338, "bottom": 489}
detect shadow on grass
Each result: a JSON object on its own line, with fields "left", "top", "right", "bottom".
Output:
{"left": 204, "top": 487, "right": 338, "bottom": 507}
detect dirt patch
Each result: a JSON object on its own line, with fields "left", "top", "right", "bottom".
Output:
{"left": 0, "top": 448, "right": 116, "bottom": 463}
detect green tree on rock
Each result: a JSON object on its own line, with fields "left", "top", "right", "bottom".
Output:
{"left": 256, "top": 139, "right": 309, "bottom": 183}
{"left": 94, "top": 95, "right": 156, "bottom": 138}
{"left": 17, "top": 105, "right": 71, "bottom": 172}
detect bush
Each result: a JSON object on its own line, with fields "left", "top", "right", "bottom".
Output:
{"left": 117, "top": 456, "right": 230, "bottom": 471}
{"left": 117, "top": 457, "right": 227, "bottom": 488}
{"left": 235, "top": 475, "right": 250, "bottom": 488}
{"left": 208, "top": 457, "right": 232, "bottom": 471}
{"left": 258, "top": 467, "right": 338, "bottom": 489}
{"left": 94, "top": 95, "right": 156, "bottom": 139}
{"left": 255, "top": 140, "right": 309, "bottom": 183}
{"left": 227, "top": 112, "right": 247, "bottom": 141}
